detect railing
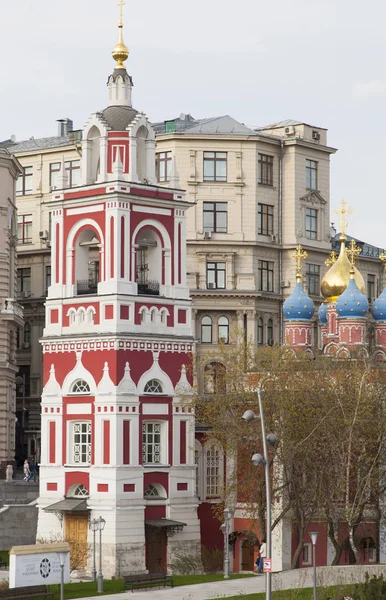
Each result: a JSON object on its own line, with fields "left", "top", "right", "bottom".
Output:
{"left": 2, "top": 298, "right": 24, "bottom": 319}
{"left": 137, "top": 280, "right": 160, "bottom": 296}
{"left": 77, "top": 280, "right": 98, "bottom": 295}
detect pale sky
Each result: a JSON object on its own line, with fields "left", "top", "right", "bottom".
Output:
{"left": 1, "top": 0, "right": 385, "bottom": 247}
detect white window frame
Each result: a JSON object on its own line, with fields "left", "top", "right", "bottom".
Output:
{"left": 143, "top": 379, "right": 164, "bottom": 394}
{"left": 142, "top": 421, "right": 168, "bottom": 466}
{"left": 195, "top": 441, "right": 224, "bottom": 501}
{"left": 301, "top": 542, "right": 312, "bottom": 566}
{"left": 70, "top": 379, "right": 91, "bottom": 395}
{"left": 68, "top": 421, "right": 91, "bottom": 466}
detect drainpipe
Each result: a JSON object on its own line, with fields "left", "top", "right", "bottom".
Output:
{"left": 278, "top": 140, "right": 284, "bottom": 344}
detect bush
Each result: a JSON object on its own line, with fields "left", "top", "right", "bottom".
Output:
{"left": 0, "top": 580, "right": 8, "bottom": 590}
{"left": 169, "top": 549, "right": 202, "bottom": 574}
{"left": 201, "top": 546, "right": 224, "bottom": 574}
{"left": 353, "top": 573, "right": 386, "bottom": 599}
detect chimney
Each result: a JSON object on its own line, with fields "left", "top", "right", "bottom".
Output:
{"left": 57, "top": 119, "right": 74, "bottom": 137}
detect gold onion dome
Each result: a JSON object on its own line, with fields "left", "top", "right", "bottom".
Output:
{"left": 321, "top": 234, "right": 365, "bottom": 302}
{"left": 112, "top": 1, "right": 129, "bottom": 69}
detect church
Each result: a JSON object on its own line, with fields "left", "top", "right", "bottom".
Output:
{"left": 36, "top": 4, "right": 201, "bottom": 577}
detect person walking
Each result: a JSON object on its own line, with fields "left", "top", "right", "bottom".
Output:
{"left": 27, "top": 458, "right": 37, "bottom": 482}
{"left": 258, "top": 538, "right": 266, "bottom": 573}
{"left": 23, "top": 459, "right": 30, "bottom": 481}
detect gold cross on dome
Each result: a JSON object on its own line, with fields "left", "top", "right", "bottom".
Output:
{"left": 334, "top": 199, "right": 353, "bottom": 236}
{"left": 325, "top": 250, "right": 338, "bottom": 267}
{"left": 118, "top": 0, "right": 125, "bottom": 25}
{"left": 292, "top": 244, "right": 308, "bottom": 281}
{"left": 345, "top": 239, "right": 362, "bottom": 267}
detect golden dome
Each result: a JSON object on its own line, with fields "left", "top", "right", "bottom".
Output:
{"left": 112, "top": 26, "right": 129, "bottom": 68}
{"left": 321, "top": 235, "right": 365, "bottom": 302}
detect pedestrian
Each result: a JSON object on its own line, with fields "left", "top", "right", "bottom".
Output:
{"left": 27, "top": 458, "right": 37, "bottom": 482}
{"left": 255, "top": 548, "right": 260, "bottom": 574}
{"left": 259, "top": 538, "right": 266, "bottom": 573}
{"left": 23, "top": 459, "right": 30, "bottom": 481}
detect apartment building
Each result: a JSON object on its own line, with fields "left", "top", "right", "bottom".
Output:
{"left": 0, "top": 149, "right": 23, "bottom": 475}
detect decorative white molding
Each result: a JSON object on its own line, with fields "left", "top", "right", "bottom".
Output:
{"left": 97, "top": 362, "right": 116, "bottom": 395}
{"left": 42, "top": 364, "right": 61, "bottom": 397}
{"left": 62, "top": 351, "right": 97, "bottom": 395}
{"left": 137, "top": 351, "right": 174, "bottom": 395}
{"left": 42, "top": 338, "right": 193, "bottom": 354}
{"left": 118, "top": 362, "right": 137, "bottom": 395}
{"left": 175, "top": 365, "right": 193, "bottom": 396}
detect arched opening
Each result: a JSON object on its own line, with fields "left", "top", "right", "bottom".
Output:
{"left": 68, "top": 484, "right": 89, "bottom": 498}
{"left": 75, "top": 228, "right": 101, "bottom": 295}
{"left": 144, "top": 483, "right": 167, "bottom": 499}
{"left": 267, "top": 318, "right": 274, "bottom": 345}
{"left": 258, "top": 317, "right": 264, "bottom": 345}
{"left": 135, "top": 228, "right": 162, "bottom": 295}
{"left": 87, "top": 125, "right": 101, "bottom": 184}
{"left": 136, "top": 125, "right": 148, "bottom": 182}
{"left": 218, "top": 316, "right": 229, "bottom": 344}
{"left": 70, "top": 380, "right": 91, "bottom": 395}
{"left": 359, "top": 537, "right": 376, "bottom": 563}
{"left": 144, "top": 379, "right": 163, "bottom": 394}
{"left": 201, "top": 316, "right": 212, "bottom": 343}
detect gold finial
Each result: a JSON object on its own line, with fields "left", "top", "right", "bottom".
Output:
{"left": 345, "top": 239, "right": 362, "bottom": 274}
{"left": 380, "top": 251, "right": 386, "bottom": 266}
{"left": 325, "top": 251, "right": 338, "bottom": 267}
{"left": 292, "top": 244, "right": 308, "bottom": 282}
{"left": 334, "top": 199, "right": 353, "bottom": 240}
{"left": 112, "top": 0, "right": 129, "bottom": 69}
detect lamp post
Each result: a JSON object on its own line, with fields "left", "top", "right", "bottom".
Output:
{"left": 56, "top": 552, "right": 66, "bottom": 600}
{"left": 220, "top": 507, "right": 233, "bottom": 579}
{"left": 90, "top": 516, "right": 106, "bottom": 591}
{"left": 15, "top": 374, "right": 26, "bottom": 454}
{"left": 89, "top": 518, "right": 99, "bottom": 581}
{"left": 242, "top": 387, "right": 278, "bottom": 600}
{"left": 309, "top": 531, "right": 319, "bottom": 600}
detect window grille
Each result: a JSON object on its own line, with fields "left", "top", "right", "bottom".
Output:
{"left": 144, "top": 379, "right": 163, "bottom": 394}
{"left": 142, "top": 422, "right": 161, "bottom": 464}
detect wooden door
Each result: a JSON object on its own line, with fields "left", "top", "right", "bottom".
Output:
{"left": 145, "top": 527, "right": 166, "bottom": 574}
{"left": 241, "top": 540, "right": 255, "bottom": 571}
{"left": 65, "top": 514, "right": 88, "bottom": 569}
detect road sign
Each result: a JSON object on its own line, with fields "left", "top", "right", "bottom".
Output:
{"left": 263, "top": 558, "right": 272, "bottom": 572}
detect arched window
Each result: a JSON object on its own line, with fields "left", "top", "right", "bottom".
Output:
{"left": 144, "top": 483, "right": 167, "bottom": 499}
{"left": 78, "top": 309, "right": 85, "bottom": 324}
{"left": 267, "top": 319, "right": 274, "bottom": 345}
{"left": 258, "top": 318, "right": 264, "bottom": 345}
{"left": 218, "top": 316, "right": 229, "bottom": 344}
{"left": 151, "top": 309, "right": 157, "bottom": 323}
{"left": 140, "top": 308, "right": 147, "bottom": 323}
{"left": 204, "top": 362, "right": 226, "bottom": 394}
{"left": 144, "top": 379, "right": 163, "bottom": 394}
{"left": 73, "top": 484, "right": 89, "bottom": 497}
{"left": 71, "top": 379, "right": 91, "bottom": 394}
{"left": 160, "top": 309, "right": 167, "bottom": 325}
{"left": 201, "top": 316, "right": 212, "bottom": 343}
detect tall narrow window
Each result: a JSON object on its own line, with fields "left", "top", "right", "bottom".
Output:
{"left": 258, "top": 204, "right": 274, "bottom": 236}
{"left": 206, "top": 446, "right": 221, "bottom": 497}
{"left": 49, "top": 163, "right": 61, "bottom": 189}
{"left": 258, "top": 154, "right": 274, "bottom": 186}
{"left": 201, "top": 316, "right": 212, "bottom": 343}
{"left": 17, "top": 268, "right": 31, "bottom": 295}
{"left": 203, "top": 202, "right": 228, "bottom": 233}
{"left": 258, "top": 261, "right": 274, "bottom": 292}
{"left": 258, "top": 318, "right": 264, "bottom": 345}
{"left": 24, "top": 322, "right": 31, "bottom": 347}
{"left": 305, "top": 208, "right": 318, "bottom": 240}
{"left": 17, "top": 215, "right": 33, "bottom": 244}
{"left": 65, "top": 160, "right": 81, "bottom": 187}
{"left": 72, "top": 422, "right": 91, "bottom": 465}
{"left": 156, "top": 151, "right": 172, "bottom": 182}
{"left": 206, "top": 262, "right": 226, "bottom": 289}
{"left": 306, "top": 159, "right": 317, "bottom": 190}
{"left": 367, "top": 274, "right": 376, "bottom": 303}
{"left": 142, "top": 422, "right": 162, "bottom": 464}
{"left": 305, "top": 263, "right": 320, "bottom": 295}
{"left": 267, "top": 319, "right": 274, "bottom": 344}
{"left": 16, "top": 166, "right": 33, "bottom": 196}
{"left": 45, "top": 265, "right": 51, "bottom": 295}
{"left": 218, "top": 316, "right": 229, "bottom": 344}
{"left": 203, "top": 152, "right": 227, "bottom": 182}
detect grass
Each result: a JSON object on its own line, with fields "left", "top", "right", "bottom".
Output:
{"left": 44, "top": 573, "right": 256, "bottom": 600}
{"left": 221, "top": 583, "right": 357, "bottom": 599}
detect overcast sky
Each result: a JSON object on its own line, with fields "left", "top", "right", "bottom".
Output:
{"left": 1, "top": 0, "right": 385, "bottom": 247}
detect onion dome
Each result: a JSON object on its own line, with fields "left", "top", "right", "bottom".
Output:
{"left": 318, "top": 303, "right": 327, "bottom": 325}
{"left": 283, "top": 281, "right": 315, "bottom": 321}
{"left": 371, "top": 287, "right": 386, "bottom": 321}
{"left": 336, "top": 273, "right": 369, "bottom": 318}
{"left": 321, "top": 235, "right": 365, "bottom": 303}
{"left": 112, "top": 2, "right": 129, "bottom": 69}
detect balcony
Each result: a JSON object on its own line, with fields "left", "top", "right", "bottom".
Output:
{"left": 1, "top": 298, "right": 24, "bottom": 324}
{"left": 137, "top": 280, "right": 160, "bottom": 296}
{"left": 77, "top": 280, "right": 98, "bottom": 296}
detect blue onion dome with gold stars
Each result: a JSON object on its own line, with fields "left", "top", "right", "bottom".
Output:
{"left": 283, "top": 281, "right": 315, "bottom": 321}
{"left": 336, "top": 275, "right": 369, "bottom": 318}
{"left": 371, "top": 252, "right": 386, "bottom": 321}
{"left": 318, "top": 303, "right": 327, "bottom": 325}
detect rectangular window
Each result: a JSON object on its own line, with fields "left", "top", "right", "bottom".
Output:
{"left": 206, "top": 446, "right": 221, "bottom": 497}
{"left": 45, "top": 265, "right": 51, "bottom": 295}
{"left": 306, "top": 264, "right": 320, "bottom": 296}
{"left": 258, "top": 154, "right": 274, "bottom": 186}
{"left": 306, "top": 208, "right": 318, "bottom": 240}
{"left": 306, "top": 159, "right": 317, "bottom": 190}
{"left": 142, "top": 422, "right": 161, "bottom": 464}
{"left": 17, "top": 215, "right": 33, "bottom": 244}
{"left": 258, "top": 204, "right": 274, "bottom": 236}
{"left": 156, "top": 151, "right": 172, "bottom": 182}
{"left": 16, "top": 166, "right": 33, "bottom": 196}
{"left": 203, "top": 202, "right": 228, "bottom": 233}
{"left": 367, "top": 274, "right": 376, "bottom": 303}
{"left": 203, "top": 152, "right": 227, "bottom": 182}
{"left": 72, "top": 422, "right": 91, "bottom": 465}
{"left": 258, "top": 261, "right": 274, "bottom": 292}
{"left": 206, "top": 262, "right": 226, "bottom": 289}
{"left": 17, "top": 268, "right": 31, "bottom": 295}
{"left": 49, "top": 160, "right": 80, "bottom": 189}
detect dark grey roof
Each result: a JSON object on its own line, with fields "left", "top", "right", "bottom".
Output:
{"left": 44, "top": 498, "right": 88, "bottom": 512}
{"left": 332, "top": 233, "right": 384, "bottom": 260}
{"left": 99, "top": 106, "right": 138, "bottom": 131}
{"left": 107, "top": 68, "right": 133, "bottom": 85}
{"left": 0, "top": 132, "right": 81, "bottom": 153}
{"left": 153, "top": 113, "right": 257, "bottom": 136}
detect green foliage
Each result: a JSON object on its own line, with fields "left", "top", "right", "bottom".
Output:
{"left": 353, "top": 573, "right": 386, "bottom": 599}
{"left": 169, "top": 547, "right": 202, "bottom": 574}
{"left": 201, "top": 546, "right": 224, "bottom": 573}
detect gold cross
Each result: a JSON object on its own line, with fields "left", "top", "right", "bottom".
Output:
{"left": 334, "top": 199, "right": 353, "bottom": 236}
{"left": 380, "top": 251, "right": 386, "bottom": 272}
{"left": 292, "top": 245, "right": 308, "bottom": 280}
{"left": 118, "top": 0, "right": 125, "bottom": 25}
{"left": 325, "top": 251, "right": 338, "bottom": 267}
{"left": 345, "top": 239, "right": 362, "bottom": 267}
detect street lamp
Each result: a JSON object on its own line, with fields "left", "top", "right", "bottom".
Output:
{"left": 56, "top": 552, "right": 67, "bottom": 600}
{"left": 90, "top": 516, "right": 106, "bottom": 592}
{"left": 89, "top": 518, "right": 99, "bottom": 582}
{"left": 309, "top": 531, "right": 319, "bottom": 600}
{"left": 242, "top": 388, "right": 278, "bottom": 600}
{"left": 220, "top": 507, "right": 233, "bottom": 579}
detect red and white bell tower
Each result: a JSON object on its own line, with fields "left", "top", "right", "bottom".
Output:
{"left": 36, "top": 9, "right": 199, "bottom": 577}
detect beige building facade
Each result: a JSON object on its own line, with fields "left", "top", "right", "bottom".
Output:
{"left": 0, "top": 149, "right": 23, "bottom": 475}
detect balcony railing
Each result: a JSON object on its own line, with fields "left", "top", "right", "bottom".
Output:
{"left": 137, "top": 280, "right": 160, "bottom": 296}
{"left": 77, "top": 280, "right": 98, "bottom": 295}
